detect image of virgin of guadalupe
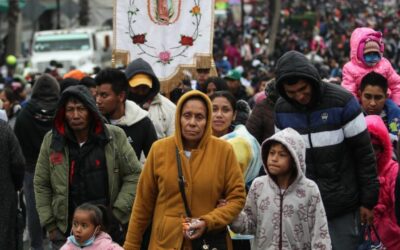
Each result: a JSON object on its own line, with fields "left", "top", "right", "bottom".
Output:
{"left": 149, "top": 0, "right": 181, "bottom": 25}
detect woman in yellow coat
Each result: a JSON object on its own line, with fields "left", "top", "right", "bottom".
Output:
{"left": 124, "top": 90, "right": 246, "bottom": 249}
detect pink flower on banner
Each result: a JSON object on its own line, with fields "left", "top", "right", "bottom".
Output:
{"left": 158, "top": 51, "right": 172, "bottom": 64}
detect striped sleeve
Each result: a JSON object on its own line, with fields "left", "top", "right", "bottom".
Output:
{"left": 342, "top": 97, "right": 366, "bottom": 138}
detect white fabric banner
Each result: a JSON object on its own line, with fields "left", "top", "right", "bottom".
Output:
{"left": 114, "top": 0, "right": 215, "bottom": 81}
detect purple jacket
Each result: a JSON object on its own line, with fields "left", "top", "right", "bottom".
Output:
{"left": 342, "top": 27, "right": 400, "bottom": 105}
{"left": 365, "top": 115, "right": 400, "bottom": 249}
{"left": 60, "top": 232, "right": 123, "bottom": 250}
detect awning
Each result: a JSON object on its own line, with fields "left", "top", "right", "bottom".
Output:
{"left": 0, "top": 0, "right": 26, "bottom": 13}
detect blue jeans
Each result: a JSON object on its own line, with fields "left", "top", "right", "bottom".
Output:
{"left": 328, "top": 210, "right": 362, "bottom": 250}
{"left": 24, "top": 171, "right": 44, "bottom": 250}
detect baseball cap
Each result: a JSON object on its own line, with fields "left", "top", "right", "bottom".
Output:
{"left": 129, "top": 73, "right": 152, "bottom": 88}
{"left": 224, "top": 70, "right": 241, "bottom": 81}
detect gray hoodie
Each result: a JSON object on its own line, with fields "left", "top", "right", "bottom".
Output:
{"left": 231, "top": 128, "right": 331, "bottom": 250}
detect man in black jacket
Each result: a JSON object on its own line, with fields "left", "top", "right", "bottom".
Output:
{"left": 95, "top": 68, "right": 157, "bottom": 158}
{"left": 14, "top": 73, "right": 60, "bottom": 250}
{"left": 274, "top": 51, "right": 379, "bottom": 249}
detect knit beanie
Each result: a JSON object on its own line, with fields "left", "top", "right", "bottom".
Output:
{"left": 31, "top": 74, "right": 60, "bottom": 109}
{"left": 364, "top": 41, "right": 380, "bottom": 54}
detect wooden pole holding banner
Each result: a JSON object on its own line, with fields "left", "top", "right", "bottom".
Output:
{"left": 113, "top": 0, "right": 217, "bottom": 95}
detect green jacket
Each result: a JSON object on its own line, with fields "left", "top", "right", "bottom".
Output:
{"left": 34, "top": 124, "right": 142, "bottom": 233}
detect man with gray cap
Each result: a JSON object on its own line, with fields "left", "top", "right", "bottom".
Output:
{"left": 14, "top": 73, "right": 60, "bottom": 250}
{"left": 125, "top": 58, "right": 176, "bottom": 139}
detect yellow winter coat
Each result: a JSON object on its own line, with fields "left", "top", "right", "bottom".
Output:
{"left": 124, "top": 90, "right": 246, "bottom": 250}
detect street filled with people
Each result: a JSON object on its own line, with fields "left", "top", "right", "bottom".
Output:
{"left": 1, "top": 1, "right": 400, "bottom": 250}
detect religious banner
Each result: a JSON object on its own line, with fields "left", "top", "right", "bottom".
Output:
{"left": 113, "top": 0, "right": 216, "bottom": 93}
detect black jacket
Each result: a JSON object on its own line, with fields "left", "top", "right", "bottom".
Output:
{"left": 245, "top": 99, "right": 275, "bottom": 145}
{"left": 274, "top": 51, "right": 379, "bottom": 218}
{"left": 14, "top": 73, "right": 59, "bottom": 173}
{"left": 108, "top": 100, "right": 157, "bottom": 158}
{"left": 14, "top": 101, "right": 56, "bottom": 172}
{"left": 0, "top": 120, "right": 25, "bottom": 249}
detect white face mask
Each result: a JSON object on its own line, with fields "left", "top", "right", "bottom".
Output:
{"left": 68, "top": 226, "right": 99, "bottom": 247}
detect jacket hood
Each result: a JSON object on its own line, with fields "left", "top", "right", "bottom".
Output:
{"left": 365, "top": 115, "right": 392, "bottom": 173}
{"left": 350, "top": 27, "right": 384, "bottom": 66}
{"left": 114, "top": 100, "right": 148, "bottom": 126}
{"left": 275, "top": 51, "right": 321, "bottom": 106}
{"left": 52, "top": 85, "right": 106, "bottom": 149}
{"left": 261, "top": 127, "right": 306, "bottom": 185}
{"left": 125, "top": 58, "right": 160, "bottom": 105}
{"left": 31, "top": 73, "right": 60, "bottom": 110}
{"left": 174, "top": 90, "right": 213, "bottom": 151}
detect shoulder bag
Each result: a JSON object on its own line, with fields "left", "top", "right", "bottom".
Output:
{"left": 176, "top": 147, "right": 228, "bottom": 250}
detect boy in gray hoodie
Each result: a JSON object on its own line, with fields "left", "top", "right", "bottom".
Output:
{"left": 230, "top": 128, "right": 331, "bottom": 249}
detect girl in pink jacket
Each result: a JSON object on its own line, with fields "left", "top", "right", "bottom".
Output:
{"left": 342, "top": 27, "right": 400, "bottom": 105}
{"left": 61, "top": 203, "right": 123, "bottom": 250}
{"left": 365, "top": 115, "right": 400, "bottom": 249}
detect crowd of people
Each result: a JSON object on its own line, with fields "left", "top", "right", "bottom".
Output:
{"left": 1, "top": 1, "right": 400, "bottom": 250}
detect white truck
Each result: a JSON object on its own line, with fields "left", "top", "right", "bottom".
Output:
{"left": 30, "top": 27, "right": 112, "bottom": 74}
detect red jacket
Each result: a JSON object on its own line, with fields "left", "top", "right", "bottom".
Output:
{"left": 366, "top": 115, "right": 400, "bottom": 249}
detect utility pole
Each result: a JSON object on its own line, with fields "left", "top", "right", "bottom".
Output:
{"left": 241, "top": 0, "right": 245, "bottom": 32}
{"left": 6, "top": 0, "right": 21, "bottom": 57}
{"left": 268, "top": 0, "right": 281, "bottom": 57}
{"left": 56, "top": 0, "right": 60, "bottom": 29}
{"left": 79, "top": 0, "right": 89, "bottom": 26}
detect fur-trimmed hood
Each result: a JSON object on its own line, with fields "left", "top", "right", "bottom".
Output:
{"left": 365, "top": 115, "right": 392, "bottom": 173}
{"left": 349, "top": 27, "right": 384, "bottom": 67}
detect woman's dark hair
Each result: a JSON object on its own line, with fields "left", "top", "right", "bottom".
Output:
{"left": 204, "top": 77, "right": 228, "bottom": 92}
{"left": 209, "top": 91, "right": 237, "bottom": 112}
{"left": 2, "top": 86, "right": 17, "bottom": 104}
{"left": 170, "top": 87, "right": 186, "bottom": 104}
{"left": 75, "top": 203, "right": 109, "bottom": 231}
{"left": 1, "top": 86, "right": 19, "bottom": 117}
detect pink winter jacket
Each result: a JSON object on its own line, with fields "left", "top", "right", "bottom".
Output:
{"left": 60, "top": 232, "right": 123, "bottom": 250}
{"left": 365, "top": 115, "right": 400, "bottom": 250}
{"left": 342, "top": 27, "right": 400, "bottom": 105}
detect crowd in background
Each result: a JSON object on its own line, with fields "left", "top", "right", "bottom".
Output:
{"left": 1, "top": 1, "right": 400, "bottom": 250}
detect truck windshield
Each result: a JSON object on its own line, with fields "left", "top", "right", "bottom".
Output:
{"left": 33, "top": 33, "right": 91, "bottom": 52}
